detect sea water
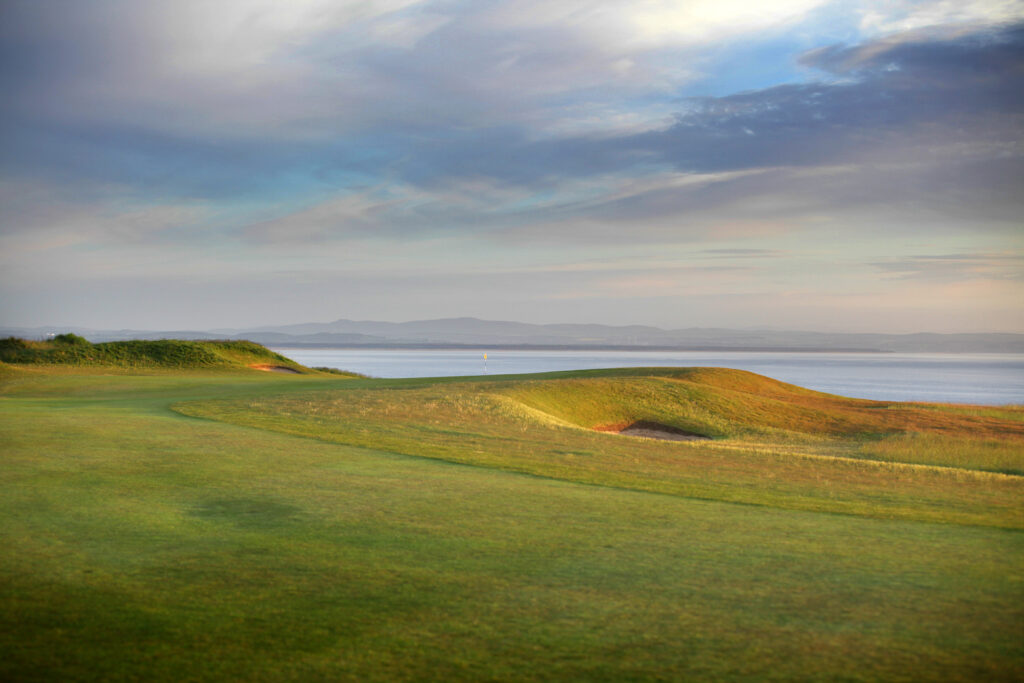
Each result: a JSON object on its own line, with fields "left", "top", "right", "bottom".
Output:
{"left": 271, "top": 348, "right": 1024, "bottom": 405}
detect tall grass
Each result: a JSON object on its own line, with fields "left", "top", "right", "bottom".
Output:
{"left": 859, "top": 433, "right": 1024, "bottom": 475}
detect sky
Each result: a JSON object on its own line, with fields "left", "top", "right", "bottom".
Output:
{"left": 1, "top": 0, "right": 1022, "bottom": 333}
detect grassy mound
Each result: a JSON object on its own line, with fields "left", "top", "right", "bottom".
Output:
{"left": 176, "top": 367, "right": 1024, "bottom": 526}
{"left": 501, "top": 367, "right": 1024, "bottom": 440}
{"left": 0, "top": 335, "right": 315, "bottom": 372}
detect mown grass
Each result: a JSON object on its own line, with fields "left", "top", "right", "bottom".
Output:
{"left": 1, "top": 362, "right": 1022, "bottom": 680}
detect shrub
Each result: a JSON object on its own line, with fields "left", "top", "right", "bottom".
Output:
{"left": 53, "top": 333, "right": 91, "bottom": 346}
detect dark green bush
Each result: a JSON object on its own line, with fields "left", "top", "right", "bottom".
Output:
{"left": 53, "top": 333, "right": 91, "bottom": 346}
{"left": 0, "top": 337, "right": 30, "bottom": 351}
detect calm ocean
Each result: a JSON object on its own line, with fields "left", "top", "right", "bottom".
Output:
{"left": 271, "top": 348, "right": 1024, "bottom": 405}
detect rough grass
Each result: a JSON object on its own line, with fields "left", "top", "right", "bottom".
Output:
{"left": 858, "top": 433, "right": 1024, "bottom": 475}
{"left": 1, "top": 364, "right": 1022, "bottom": 681}
{"left": 178, "top": 368, "right": 1024, "bottom": 529}
{"left": 0, "top": 336, "right": 353, "bottom": 375}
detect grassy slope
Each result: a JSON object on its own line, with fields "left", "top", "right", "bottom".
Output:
{"left": 1, "top": 365, "right": 1022, "bottom": 681}
{"left": 0, "top": 335, "right": 339, "bottom": 373}
{"left": 178, "top": 368, "right": 1024, "bottom": 528}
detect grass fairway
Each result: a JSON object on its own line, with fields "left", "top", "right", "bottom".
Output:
{"left": 1, "top": 361, "right": 1022, "bottom": 681}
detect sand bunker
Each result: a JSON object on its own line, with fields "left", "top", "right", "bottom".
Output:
{"left": 249, "top": 364, "right": 301, "bottom": 374}
{"left": 596, "top": 421, "right": 710, "bottom": 442}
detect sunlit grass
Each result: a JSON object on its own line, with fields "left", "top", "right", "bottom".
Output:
{"left": 178, "top": 369, "right": 1024, "bottom": 528}
{"left": 0, "top": 335, "right": 362, "bottom": 376}
{"left": 858, "top": 433, "right": 1024, "bottom": 475}
{"left": 1, "top": 364, "right": 1022, "bottom": 680}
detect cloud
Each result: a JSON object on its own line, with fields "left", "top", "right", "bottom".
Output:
{"left": 5, "top": 0, "right": 826, "bottom": 151}
{"left": 870, "top": 252, "right": 1024, "bottom": 282}
{"left": 857, "top": 0, "right": 1024, "bottom": 34}
{"left": 9, "top": 18, "right": 1020, "bottom": 254}
{"left": 242, "top": 190, "right": 410, "bottom": 244}
{"left": 348, "top": 21, "right": 1023, "bottom": 209}
{"left": 3, "top": 3, "right": 1021, "bottom": 207}
{"left": 2, "top": 3, "right": 1023, "bottom": 331}
{"left": 643, "top": 24, "right": 1023, "bottom": 169}
{"left": 365, "top": 21, "right": 1023, "bottom": 246}
{"left": 0, "top": 179, "right": 207, "bottom": 253}
{"left": 227, "top": 148, "right": 1023, "bottom": 251}
{"left": 702, "top": 249, "right": 783, "bottom": 257}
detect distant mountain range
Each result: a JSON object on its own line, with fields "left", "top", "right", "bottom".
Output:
{"left": 4, "top": 317, "right": 1024, "bottom": 353}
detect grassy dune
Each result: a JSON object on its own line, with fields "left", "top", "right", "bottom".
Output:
{"left": 180, "top": 368, "right": 1024, "bottom": 527}
{"left": 0, "top": 334, "right": 327, "bottom": 373}
{"left": 0, "top": 358, "right": 1021, "bottom": 680}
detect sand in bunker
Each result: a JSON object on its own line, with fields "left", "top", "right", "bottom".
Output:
{"left": 249, "top": 364, "right": 301, "bottom": 374}
{"left": 596, "top": 421, "right": 710, "bottom": 442}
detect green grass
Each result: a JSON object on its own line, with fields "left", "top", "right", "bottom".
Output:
{"left": 0, "top": 335, "right": 343, "bottom": 374}
{"left": 0, "top": 361, "right": 1021, "bottom": 681}
{"left": 178, "top": 368, "right": 1024, "bottom": 528}
{"left": 858, "top": 432, "right": 1024, "bottom": 475}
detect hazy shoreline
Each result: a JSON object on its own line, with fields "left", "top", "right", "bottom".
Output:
{"left": 6, "top": 318, "right": 1023, "bottom": 354}
{"left": 268, "top": 343, "right": 891, "bottom": 353}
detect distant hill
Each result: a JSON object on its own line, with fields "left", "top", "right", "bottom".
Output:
{"left": 2, "top": 319, "right": 1023, "bottom": 353}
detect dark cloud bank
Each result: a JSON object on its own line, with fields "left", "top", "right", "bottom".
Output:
{"left": 3, "top": 11, "right": 1021, "bottom": 201}
{"left": 265, "top": 21, "right": 1024, "bottom": 244}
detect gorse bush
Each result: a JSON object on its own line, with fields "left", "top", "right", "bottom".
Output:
{"left": 0, "top": 337, "right": 31, "bottom": 352}
{"left": 52, "top": 333, "right": 91, "bottom": 346}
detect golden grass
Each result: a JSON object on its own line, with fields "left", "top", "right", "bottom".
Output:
{"left": 858, "top": 433, "right": 1024, "bottom": 474}
{"left": 175, "top": 368, "right": 1024, "bottom": 529}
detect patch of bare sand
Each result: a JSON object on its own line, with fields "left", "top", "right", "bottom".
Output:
{"left": 249, "top": 364, "right": 301, "bottom": 374}
{"left": 595, "top": 421, "right": 710, "bottom": 442}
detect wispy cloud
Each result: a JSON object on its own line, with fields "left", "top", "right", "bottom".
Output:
{"left": 870, "top": 252, "right": 1024, "bottom": 282}
{"left": 702, "top": 249, "right": 784, "bottom": 257}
